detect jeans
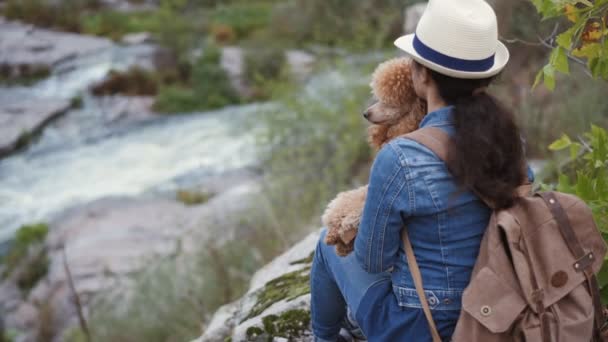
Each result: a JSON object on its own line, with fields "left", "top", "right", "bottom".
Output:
{"left": 311, "top": 228, "right": 391, "bottom": 341}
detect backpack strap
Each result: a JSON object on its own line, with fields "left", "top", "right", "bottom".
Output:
{"left": 401, "top": 226, "right": 442, "bottom": 342}
{"left": 538, "top": 192, "right": 607, "bottom": 341}
{"left": 400, "top": 127, "right": 448, "bottom": 342}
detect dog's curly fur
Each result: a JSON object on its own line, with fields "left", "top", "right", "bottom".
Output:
{"left": 322, "top": 58, "right": 427, "bottom": 256}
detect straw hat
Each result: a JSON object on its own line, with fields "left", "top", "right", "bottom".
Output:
{"left": 395, "top": 0, "right": 509, "bottom": 79}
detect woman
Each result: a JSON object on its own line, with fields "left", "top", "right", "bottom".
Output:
{"left": 310, "top": 0, "right": 534, "bottom": 341}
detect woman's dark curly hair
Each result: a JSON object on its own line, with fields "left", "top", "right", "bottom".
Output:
{"left": 413, "top": 61, "right": 526, "bottom": 209}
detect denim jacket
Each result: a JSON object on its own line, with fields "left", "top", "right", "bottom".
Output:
{"left": 354, "top": 106, "right": 533, "bottom": 312}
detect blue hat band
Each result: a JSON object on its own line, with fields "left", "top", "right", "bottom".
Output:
{"left": 413, "top": 35, "right": 495, "bottom": 72}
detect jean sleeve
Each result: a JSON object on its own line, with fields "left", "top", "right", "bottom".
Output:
{"left": 355, "top": 144, "right": 411, "bottom": 273}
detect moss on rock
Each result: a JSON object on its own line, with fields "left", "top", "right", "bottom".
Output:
{"left": 289, "top": 251, "right": 314, "bottom": 265}
{"left": 244, "top": 309, "right": 311, "bottom": 341}
{"left": 242, "top": 266, "right": 311, "bottom": 322}
{"left": 262, "top": 309, "right": 310, "bottom": 338}
{"left": 1, "top": 223, "right": 50, "bottom": 292}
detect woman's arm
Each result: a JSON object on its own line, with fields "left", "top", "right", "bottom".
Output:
{"left": 354, "top": 143, "right": 412, "bottom": 273}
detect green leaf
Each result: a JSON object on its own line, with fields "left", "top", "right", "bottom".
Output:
{"left": 533, "top": 69, "right": 544, "bottom": 89}
{"left": 557, "top": 173, "right": 574, "bottom": 193}
{"left": 570, "top": 142, "right": 582, "bottom": 159}
{"left": 589, "top": 58, "right": 602, "bottom": 77}
{"left": 598, "top": 262, "right": 608, "bottom": 288}
{"left": 575, "top": 172, "right": 595, "bottom": 199}
{"left": 556, "top": 27, "right": 576, "bottom": 49}
{"left": 596, "top": 160, "right": 605, "bottom": 168}
{"left": 530, "top": 0, "right": 543, "bottom": 11}
{"left": 543, "top": 65, "right": 556, "bottom": 90}
{"left": 553, "top": 47, "right": 570, "bottom": 74}
{"left": 549, "top": 134, "right": 572, "bottom": 151}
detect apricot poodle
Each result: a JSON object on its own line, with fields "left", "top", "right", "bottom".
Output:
{"left": 322, "top": 57, "right": 426, "bottom": 256}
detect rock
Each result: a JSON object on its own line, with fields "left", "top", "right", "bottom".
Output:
{"left": 5, "top": 302, "right": 38, "bottom": 331}
{"left": 0, "top": 281, "right": 22, "bottom": 312}
{"left": 0, "top": 19, "right": 112, "bottom": 75}
{"left": 0, "top": 99, "right": 72, "bottom": 157}
{"left": 45, "top": 181, "right": 259, "bottom": 338}
{"left": 92, "top": 95, "right": 157, "bottom": 123}
{"left": 196, "top": 231, "right": 320, "bottom": 342}
{"left": 286, "top": 50, "right": 316, "bottom": 81}
{"left": 403, "top": 2, "right": 428, "bottom": 34}
{"left": 121, "top": 32, "right": 154, "bottom": 45}
{"left": 220, "top": 46, "right": 252, "bottom": 98}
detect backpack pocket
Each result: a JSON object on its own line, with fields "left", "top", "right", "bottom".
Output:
{"left": 459, "top": 266, "right": 527, "bottom": 334}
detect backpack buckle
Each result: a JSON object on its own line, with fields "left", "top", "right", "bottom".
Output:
{"left": 573, "top": 251, "right": 594, "bottom": 272}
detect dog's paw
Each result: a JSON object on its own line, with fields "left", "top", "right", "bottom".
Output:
{"left": 335, "top": 241, "right": 354, "bottom": 257}
{"left": 339, "top": 211, "right": 362, "bottom": 245}
{"left": 324, "top": 226, "right": 341, "bottom": 246}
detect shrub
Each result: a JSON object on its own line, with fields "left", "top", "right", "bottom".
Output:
{"left": 91, "top": 67, "right": 159, "bottom": 96}
{"left": 80, "top": 10, "right": 159, "bottom": 41}
{"left": 154, "top": 46, "right": 239, "bottom": 113}
{"left": 268, "top": 0, "right": 412, "bottom": 50}
{"left": 243, "top": 47, "right": 287, "bottom": 99}
{"left": 2, "top": 0, "right": 100, "bottom": 32}
{"left": 210, "top": 2, "right": 273, "bottom": 40}
{"left": 1, "top": 223, "right": 49, "bottom": 291}
{"left": 255, "top": 61, "right": 376, "bottom": 235}
{"left": 545, "top": 126, "right": 608, "bottom": 303}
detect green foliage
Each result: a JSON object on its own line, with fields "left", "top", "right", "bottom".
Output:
{"left": 531, "top": 0, "right": 608, "bottom": 89}
{"left": 243, "top": 47, "right": 287, "bottom": 99}
{"left": 547, "top": 125, "right": 608, "bottom": 301}
{"left": 256, "top": 62, "right": 375, "bottom": 237}
{"left": 154, "top": 46, "right": 239, "bottom": 113}
{"left": 210, "top": 2, "right": 273, "bottom": 39}
{"left": 2, "top": 0, "right": 100, "bottom": 32}
{"left": 149, "top": 0, "right": 201, "bottom": 65}
{"left": 80, "top": 10, "right": 161, "bottom": 41}
{"left": 268, "top": 0, "right": 419, "bottom": 50}
{"left": 1, "top": 223, "right": 49, "bottom": 292}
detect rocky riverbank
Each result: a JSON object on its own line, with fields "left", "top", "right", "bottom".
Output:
{"left": 1, "top": 170, "right": 262, "bottom": 342}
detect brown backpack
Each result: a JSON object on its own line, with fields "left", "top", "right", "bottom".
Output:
{"left": 402, "top": 127, "right": 608, "bottom": 342}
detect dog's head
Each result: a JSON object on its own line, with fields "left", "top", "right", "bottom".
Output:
{"left": 364, "top": 57, "right": 420, "bottom": 124}
{"left": 364, "top": 58, "right": 426, "bottom": 149}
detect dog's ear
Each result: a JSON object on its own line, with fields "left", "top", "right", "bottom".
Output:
{"left": 370, "top": 58, "right": 418, "bottom": 108}
{"left": 367, "top": 124, "right": 390, "bottom": 149}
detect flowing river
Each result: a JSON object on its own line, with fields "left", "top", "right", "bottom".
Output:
{"left": 0, "top": 43, "right": 260, "bottom": 243}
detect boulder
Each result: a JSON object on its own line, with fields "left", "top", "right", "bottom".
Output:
{"left": 220, "top": 46, "right": 252, "bottom": 98}
{"left": 0, "top": 18, "right": 112, "bottom": 76}
{"left": 121, "top": 32, "right": 154, "bottom": 46}
{"left": 195, "top": 231, "right": 320, "bottom": 342}
{"left": 0, "top": 99, "right": 72, "bottom": 157}
{"left": 92, "top": 95, "right": 157, "bottom": 123}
